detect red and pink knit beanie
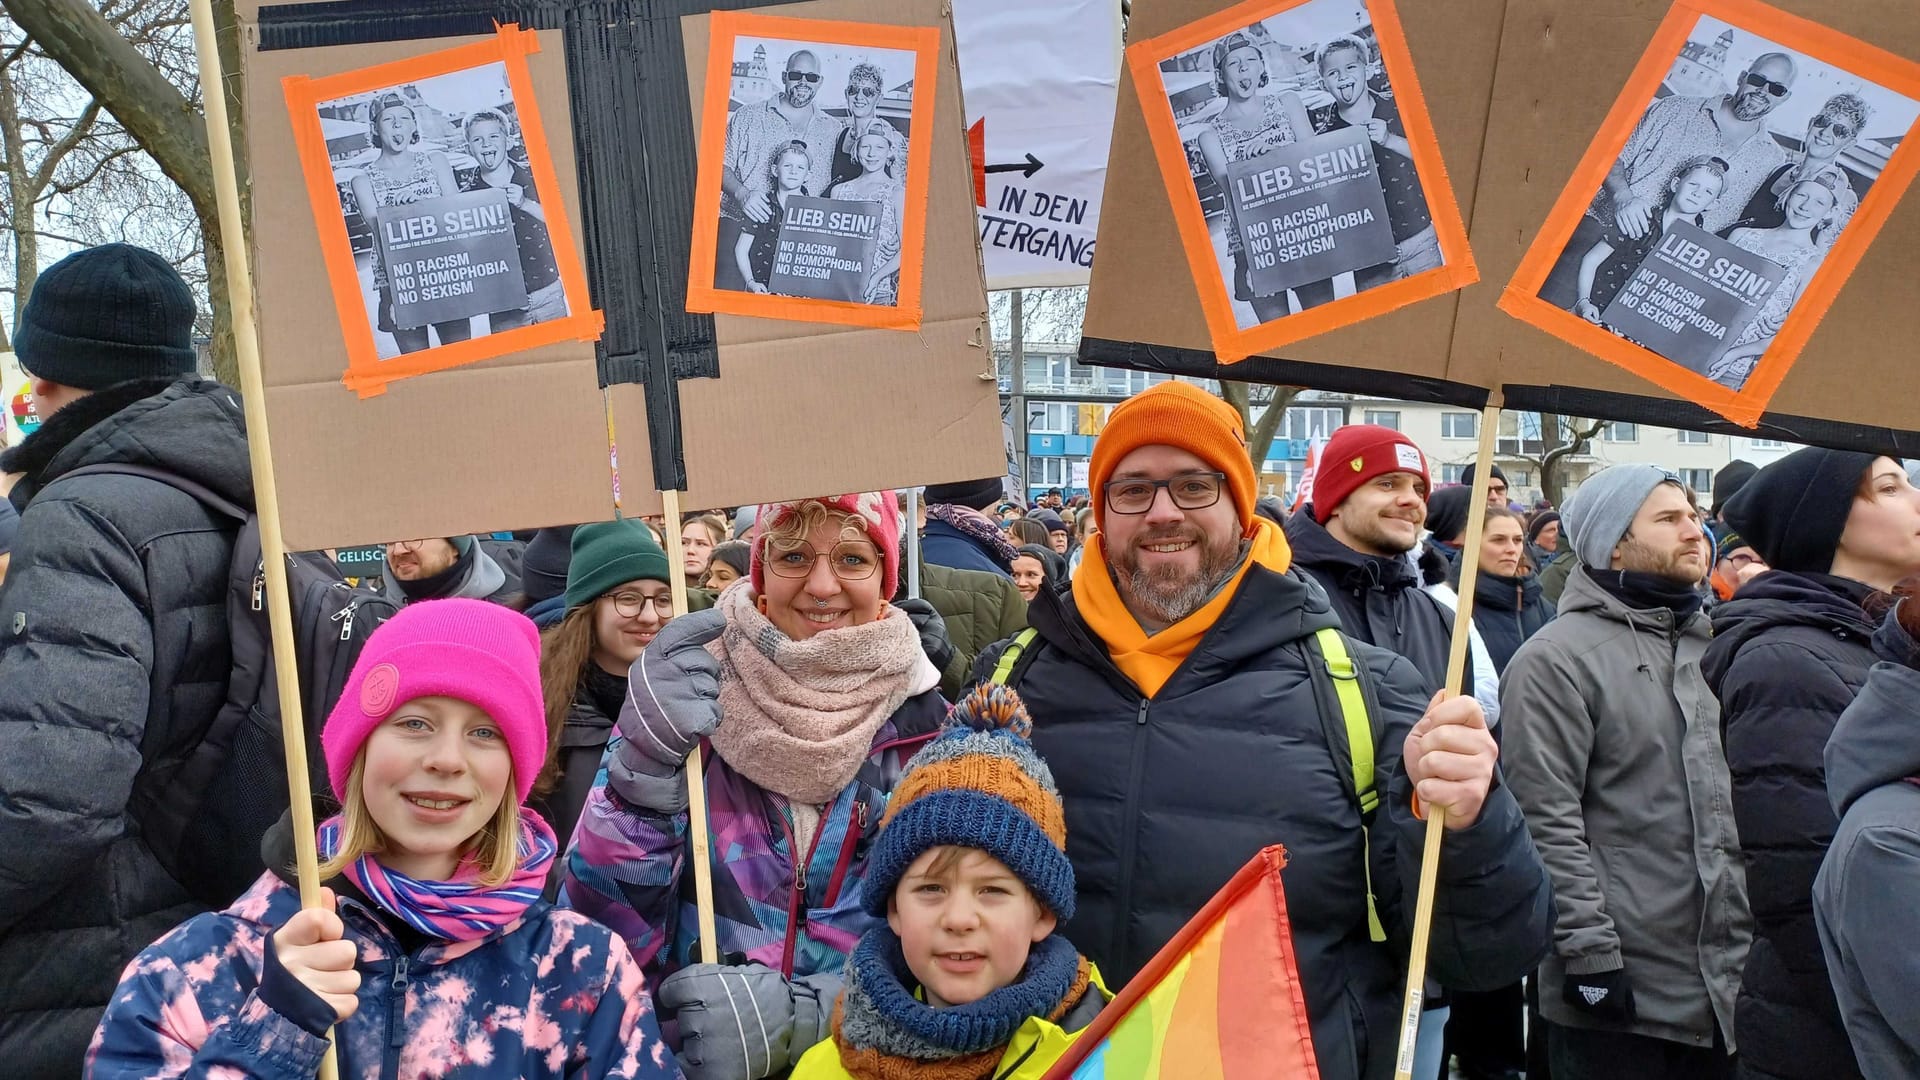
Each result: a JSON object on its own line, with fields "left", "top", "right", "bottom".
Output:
{"left": 322, "top": 598, "right": 547, "bottom": 804}
{"left": 749, "top": 491, "right": 902, "bottom": 598}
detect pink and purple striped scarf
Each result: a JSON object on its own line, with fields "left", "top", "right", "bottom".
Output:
{"left": 316, "top": 808, "right": 557, "bottom": 941}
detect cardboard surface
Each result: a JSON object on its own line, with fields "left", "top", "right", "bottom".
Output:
{"left": 1085, "top": 0, "right": 1509, "bottom": 382}
{"left": 1458, "top": 0, "right": 1920, "bottom": 436}
{"left": 245, "top": 25, "right": 624, "bottom": 548}
{"left": 603, "top": 0, "right": 1001, "bottom": 511}
{"left": 1085, "top": 0, "right": 1920, "bottom": 445}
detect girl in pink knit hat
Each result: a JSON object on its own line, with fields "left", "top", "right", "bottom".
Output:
{"left": 88, "top": 599, "right": 678, "bottom": 1079}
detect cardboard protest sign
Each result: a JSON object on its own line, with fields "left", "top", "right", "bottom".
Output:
{"left": 281, "top": 25, "right": 601, "bottom": 398}
{"left": 1124, "top": 0, "right": 1477, "bottom": 363}
{"left": 764, "top": 195, "right": 885, "bottom": 301}
{"left": 1227, "top": 126, "right": 1397, "bottom": 295}
{"left": 1498, "top": 0, "right": 1920, "bottom": 426}
{"left": 685, "top": 12, "right": 940, "bottom": 329}
{"left": 952, "top": 0, "right": 1122, "bottom": 288}
{"left": 249, "top": 23, "right": 618, "bottom": 548}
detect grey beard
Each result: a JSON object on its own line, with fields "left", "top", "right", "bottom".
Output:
{"left": 1121, "top": 538, "right": 1251, "bottom": 629}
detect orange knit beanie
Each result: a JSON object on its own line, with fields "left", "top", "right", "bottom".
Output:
{"left": 1087, "top": 382, "right": 1256, "bottom": 532}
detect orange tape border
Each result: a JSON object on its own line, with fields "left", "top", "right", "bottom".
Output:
{"left": 1126, "top": 0, "right": 1479, "bottom": 364}
{"left": 282, "top": 24, "right": 604, "bottom": 399}
{"left": 684, "top": 12, "right": 941, "bottom": 331}
{"left": 1498, "top": 0, "right": 1920, "bottom": 427}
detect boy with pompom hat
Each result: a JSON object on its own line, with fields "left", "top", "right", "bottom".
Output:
{"left": 791, "top": 684, "right": 1110, "bottom": 1080}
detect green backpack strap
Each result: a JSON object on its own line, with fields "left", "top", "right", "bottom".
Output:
{"left": 989, "top": 628, "right": 1041, "bottom": 687}
{"left": 1311, "top": 626, "right": 1387, "bottom": 943}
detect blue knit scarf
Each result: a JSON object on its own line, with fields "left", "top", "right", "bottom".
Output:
{"left": 835, "top": 929, "right": 1087, "bottom": 1060}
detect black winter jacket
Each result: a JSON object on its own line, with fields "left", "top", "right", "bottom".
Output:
{"left": 974, "top": 564, "right": 1553, "bottom": 1080}
{"left": 1287, "top": 511, "right": 1459, "bottom": 696}
{"left": 0, "top": 378, "right": 253, "bottom": 1079}
{"left": 1704, "top": 571, "right": 1878, "bottom": 1080}
{"left": 1454, "top": 566, "right": 1555, "bottom": 674}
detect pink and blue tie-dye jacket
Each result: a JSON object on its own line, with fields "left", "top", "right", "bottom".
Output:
{"left": 558, "top": 620, "right": 945, "bottom": 984}
{"left": 85, "top": 870, "right": 681, "bottom": 1079}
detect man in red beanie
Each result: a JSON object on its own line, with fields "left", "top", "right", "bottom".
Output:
{"left": 1285, "top": 423, "right": 1466, "bottom": 701}
{"left": 975, "top": 383, "right": 1551, "bottom": 1080}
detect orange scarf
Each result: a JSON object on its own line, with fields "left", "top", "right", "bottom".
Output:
{"left": 1071, "top": 518, "right": 1293, "bottom": 698}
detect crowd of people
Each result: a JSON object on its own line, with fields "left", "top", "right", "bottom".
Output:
{"left": 7, "top": 243, "right": 1920, "bottom": 1080}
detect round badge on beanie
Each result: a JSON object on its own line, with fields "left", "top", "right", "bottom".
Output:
{"left": 322, "top": 598, "right": 548, "bottom": 804}
{"left": 15, "top": 244, "right": 198, "bottom": 390}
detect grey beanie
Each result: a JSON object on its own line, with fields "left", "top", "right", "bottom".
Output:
{"left": 1564, "top": 464, "right": 1681, "bottom": 570}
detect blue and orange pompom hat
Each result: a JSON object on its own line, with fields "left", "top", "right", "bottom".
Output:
{"left": 862, "top": 684, "right": 1074, "bottom": 918}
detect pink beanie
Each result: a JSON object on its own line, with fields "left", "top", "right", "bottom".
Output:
{"left": 322, "top": 598, "right": 547, "bottom": 804}
{"left": 750, "top": 491, "right": 902, "bottom": 599}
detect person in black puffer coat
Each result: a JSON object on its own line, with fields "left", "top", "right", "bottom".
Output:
{"left": 1705, "top": 447, "right": 1920, "bottom": 1080}
{"left": 0, "top": 245, "right": 254, "bottom": 1078}
{"left": 1452, "top": 505, "right": 1555, "bottom": 674}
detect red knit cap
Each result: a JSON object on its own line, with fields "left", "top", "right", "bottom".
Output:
{"left": 1087, "top": 382, "right": 1256, "bottom": 533}
{"left": 1310, "top": 424, "right": 1431, "bottom": 524}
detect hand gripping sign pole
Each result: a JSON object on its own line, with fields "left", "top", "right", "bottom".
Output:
{"left": 1392, "top": 393, "right": 1503, "bottom": 1080}
{"left": 187, "top": 3, "right": 338, "bottom": 1077}
{"left": 658, "top": 489, "right": 722, "bottom": 964}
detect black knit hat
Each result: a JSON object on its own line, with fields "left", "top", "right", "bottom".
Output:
{"left": 1711, "top": 460, "right": 1759, "bottom": 516}
{"left": 925, "top": 476, "right": 1006, "bottom": 512}
{"left": 1425, "top": 485, "right": 1473, "bottom": 544}
{"left": 1722, "top": 447, "right": 1879, "bottom": 574}
{"left": 16, "top": 244, "right": 197, "bottom": 390}
{"left": 1459, "top": 461, "right": 1507, "bottom": 492}
{"left": 1526, "top": 510, "right": 1561, "bottom": 545}
{"left": 518, "top": 525, "right": 577, "bottom": 605}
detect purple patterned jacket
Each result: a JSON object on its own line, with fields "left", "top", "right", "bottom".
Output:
{"left": 85, "top": 871, "right": 681, "bottom": 1079}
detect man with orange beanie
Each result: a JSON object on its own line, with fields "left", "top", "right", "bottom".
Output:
{"left": 973, "top": 382, "right": 1551, "bottom": 1080}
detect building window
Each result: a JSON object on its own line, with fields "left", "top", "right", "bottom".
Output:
{"left": 1279, "top": 405, "right": 1343, "bottom": 442}
{"left": 1603, "top": 422, "right": 1639, "bottom": 442}
{"left": 1364, "top": 409, "right": 1401, "bottom": 430}
{"left": 1679, "top": 469, "right": 1713, "bottom": 498}
{"left": 1748, "top": 438, "right": 1785, "bottom": 449}
{"left": 1439, "top": 463, "right": 1467, "bottom": 484}
{"left": 1508, "top": 468, "right": 1533, "bottom": 490}
{"left": 1441, "top": 412, "right": 1477, "bottom": 439}
{"left": 1027, "top": 402, "right": 1078, "bottom": 434}
{"left": 1676, "top": 429, "right": 1711, "bottom": 445}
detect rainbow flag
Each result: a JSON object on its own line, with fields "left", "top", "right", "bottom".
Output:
{"left": 1041, "top": 846, "right": 1320, "bottom": 1080}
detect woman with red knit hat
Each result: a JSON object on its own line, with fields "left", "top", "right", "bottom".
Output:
{"left": 561, "top": 493, "right": 951, "bottom": 1079}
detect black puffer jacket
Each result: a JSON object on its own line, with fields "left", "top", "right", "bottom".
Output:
{"left": 1704, "top": 571, "right": 1878, "bottom": 1080}
{"left": 1453, "top": 565, "right": 1555, "bottom": 674}
{"left": 0, "top": 378, "right": 252, "bottom": 1078}
{"left": 1288, "top": 510, "right": 1458, "bottom": 696}
{"left": 975, "top": 563, "right": 1553, "bottom": 1080}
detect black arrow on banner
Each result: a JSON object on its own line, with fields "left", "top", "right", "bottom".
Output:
{"left": 985, "top": 153, "right": 1043, "bottom": 178}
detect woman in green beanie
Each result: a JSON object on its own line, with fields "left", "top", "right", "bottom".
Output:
{"left": 533, "top": 519, "right": 711, "bottom": 854}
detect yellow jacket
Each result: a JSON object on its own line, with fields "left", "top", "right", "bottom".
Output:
{"left": 790, "top": 966, "right": 1112, "bottom": 1080}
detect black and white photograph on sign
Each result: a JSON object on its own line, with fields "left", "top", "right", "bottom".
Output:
{"left": 1535, "top": 15, "right": 1920, "bottom": 392}
{"left": 318, "top": 60, "right": 568, "bottom": 361}
{"left": 711, "top": 36, "right": 920, "bottom": 307}
{"left": 1155, "top": 0, "right": 1441, "bottom": 331}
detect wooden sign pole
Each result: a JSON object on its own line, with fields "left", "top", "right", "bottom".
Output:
{"left": 186, "top": 2, "right": 336, "bottom": 1076}
{"left": 1392, "top": 392, "right": 1504, "bottom": 1080}
{"left": 658, "top": 488, "right": 721, "bottom": 963}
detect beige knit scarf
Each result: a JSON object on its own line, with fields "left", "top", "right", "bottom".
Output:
{"left": 706, "top": 584, "right": 939, "bottom": 806}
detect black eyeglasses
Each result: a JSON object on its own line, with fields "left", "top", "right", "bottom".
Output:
{"left": 1743, "top": 71, "right": 1790, "bottom": 98}
{"left": 1812, "top": 115, "right": 1855, "bottom": 140}
{"left": 784, "top": 71, "right": 823, "bottom": 83}
{"left": 1104, "top": 472, "right": 1226, "bottom": 515}
{"left": 606, "top": 590, "right": 673, "bottom": 618}
{"left": 765, "top": 540, "right": 881, "bottom": 581}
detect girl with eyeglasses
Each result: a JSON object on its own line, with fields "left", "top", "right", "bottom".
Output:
{"left": 559, "top": 494, "right": 950, "bottom": 1079}
{"left": 533, "top": 520, "right": 710, "bottom": 856}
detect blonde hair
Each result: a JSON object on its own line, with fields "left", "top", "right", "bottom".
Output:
{"left": 759, "top": 500, "right": 871, "bottom": 558}
{"left": 316, "top": 754, "right": 523, "bottom": 887}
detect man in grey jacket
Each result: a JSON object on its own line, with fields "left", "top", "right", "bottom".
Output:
{"left": 1501, "top": 464, "right": 1751, "bottom": 1080}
